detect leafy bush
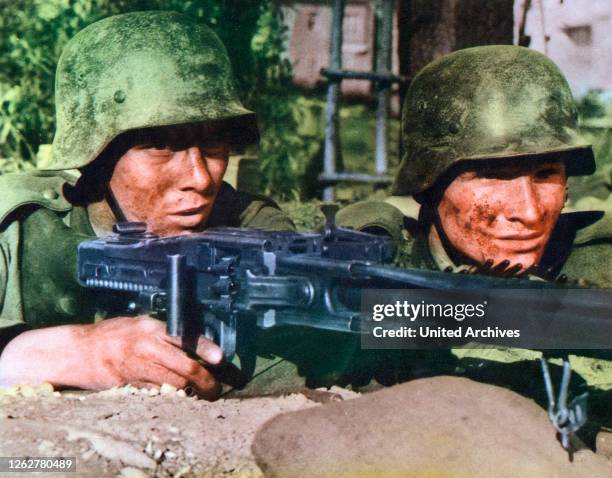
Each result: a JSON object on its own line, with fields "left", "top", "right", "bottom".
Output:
{"left": 577, "top": 91, "right": 612, "bottom": 170}
{"left": 280, "top": 200, "right": 325, "bottom": 231}
{"left": 567, "top": 91, "right": 612, "bottom": 201}
{"left": 249, "top": 7, "right": 311, "bottom": 199}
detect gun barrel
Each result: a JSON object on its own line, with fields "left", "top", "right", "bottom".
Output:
{"left": 351, "top": 264, "right": 562, "bottom": 289}
{"left": 277, "top": 255, "right": 563, "bottom": 289}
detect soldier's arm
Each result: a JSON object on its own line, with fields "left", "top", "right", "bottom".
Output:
{"left": 336, "top": 201, "right": 408, "bottom": 242}
{"left": 0, "top": 220, "right": 223, "bottom": 398}
{"left": 336, "top": 200, "right": 419, "bottom": 268}
{"left": 0, "top": 225, "right": 29, "bottom": 355}
{"left": 0, "top": 317, "right": 223, "bottom": 399}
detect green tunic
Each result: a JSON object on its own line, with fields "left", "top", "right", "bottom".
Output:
{"left": 0, "top": 172, "right": 395, "bottom": 396}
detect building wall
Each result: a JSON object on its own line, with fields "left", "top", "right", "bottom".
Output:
{"left": 515, "top": 0, "right": 612, "bottom": 97}
{"left": 284, "top": 1, "right": 612, "bottom": 99}
{"left": 284, "top": 1, "right": 399, "bottom": 98}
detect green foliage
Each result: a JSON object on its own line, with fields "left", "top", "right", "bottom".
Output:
{"left": 0, "top": 0, "right": 306, "bottom": 199}
{"left": 0, "top": 0, "right": 100, "bottom": 167}
{"left": 577, "top": 92, "right": 612, "bottom": 170}
{"left": 568, "top": 91, "right": 612, "bottom": 202}
{"left": 577, "top": 91, "right": 607, "bottom": 120}
{"left": 280, "top": 200, "right": 326, "bottom": 231}
{"left": 249, "top": 7, "right": 308, "bottom": 199}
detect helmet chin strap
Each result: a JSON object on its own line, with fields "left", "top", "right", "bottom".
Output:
{"left": 424, "top": 204, "right": 475, "bottom": 269}
{"left": 105, "top": 187, "right": 127, "bottom": 224}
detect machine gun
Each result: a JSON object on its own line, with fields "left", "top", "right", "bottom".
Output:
{"left": 76, "top": 209, "right": 610, "bottom": 452}
{"left": 76, "top": 206, "right": 577, "bottom": 360}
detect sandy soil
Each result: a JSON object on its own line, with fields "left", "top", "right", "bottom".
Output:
{"left": 0, "top": 384, "right": 358, "bottom": 478}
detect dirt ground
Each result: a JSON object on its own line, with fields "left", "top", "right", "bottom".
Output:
{"left": 0, "top": 384, "right": 358, "bottom": 478}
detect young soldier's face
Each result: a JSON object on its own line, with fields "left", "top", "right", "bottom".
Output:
{"left": 436, "top": 160, "right": 567, "bottom": 273}
{"left": 109, "top": 126, "right": 230, "bottom": 236}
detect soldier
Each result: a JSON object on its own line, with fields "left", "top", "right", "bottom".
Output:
{"left": 338, "top": 45, "right": 612, "bottom": 287}
{"left": 337, "top": 45, "right": 612, "bottom": 419}
{"left": 0, "top": 12, "right": 293, "bottom": 398}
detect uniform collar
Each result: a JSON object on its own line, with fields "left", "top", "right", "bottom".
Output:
{"left": 70, "top": 205, "right": 97, "bottom": 237}
{"left": 427, "top": 225, "right": 469, "bottom": 273}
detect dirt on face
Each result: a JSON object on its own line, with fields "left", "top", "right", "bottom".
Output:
{"left": 109, "top": 128, "right": 230, "bottom": 236}
{"left": 435, "top": 161, "right": 567, "bottom": 273}
{"left": 0, "top": 384, "right": 357, "bottom": 477}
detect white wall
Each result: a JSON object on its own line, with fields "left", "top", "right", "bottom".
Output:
{"left": 515, "top": 0, "right": 612, "bottom": 97}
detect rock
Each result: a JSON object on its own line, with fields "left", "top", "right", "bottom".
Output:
{"left": 252, "top": 376, "right": 612, "bottom": 478}
{"left": 0, "top": 386, "right": 19, "bottom": 398}
{"left": 37, "top": 439, "right": 55, "bottom": 454}
{"left": 596, "top": 431, "right": 612, "bottom": 461}
{"left": 81, "top": 449, "right": 95, "bottom": 461}
{"left": 118, "top": 467, "right": 149, "bottom": 478}
{"left": 62, "top": 426, "right": 156, "bottom": 469}
{"left": 174, "top": 465, "right": 192, "bottom": 478}
{"left": 19, "top": 385, "right": 36, "bottom": 397}
{"left": 160, "top": 383, "right": 177, "bottom": 395}
{"left": 37, "top": 382, "right": 55, "bottom": 396}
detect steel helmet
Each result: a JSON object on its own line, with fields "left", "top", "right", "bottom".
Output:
{"left": 392, "top": 45, "right": 595, "bottom": 196}
{"left": 46, "top": 11, "right": 258, "bottom": 171}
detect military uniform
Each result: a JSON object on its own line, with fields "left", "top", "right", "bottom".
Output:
{"left": 0, "top": 11, "right": 349, "bottom": 396}
{"left": 0, "top": 170, "right": 413, "bottom": 396}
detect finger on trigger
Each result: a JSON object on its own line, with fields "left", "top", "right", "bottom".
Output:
{"left": 194, "top": 335, "right": 224, "bottom": 365}
{"left": 160, "top": 331, "right": 222, "bottom": 365}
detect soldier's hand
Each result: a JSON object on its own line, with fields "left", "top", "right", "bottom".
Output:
{"left": 0, "top": 316, "right": 223, "bottom": 400}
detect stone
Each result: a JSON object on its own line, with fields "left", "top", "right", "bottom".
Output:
{"left": 596, "top": 431, "right": 612, "bottom": 461}
{"left": 252, "top": 376, "right": 612, "bottom": 478}
{"left": 118, "top": 467, "right": 149, "bottom": 478}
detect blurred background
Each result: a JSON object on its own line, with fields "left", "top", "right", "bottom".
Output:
{"left": 0, "top": 0, "right": 611, "bottom": 228}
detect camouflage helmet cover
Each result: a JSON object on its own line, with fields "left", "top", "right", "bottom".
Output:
{"left": 393, "top": 45, "right": 595, "bottom": 196}
{"left": 47, "top": 11, "right": 258, "bottom": 171}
